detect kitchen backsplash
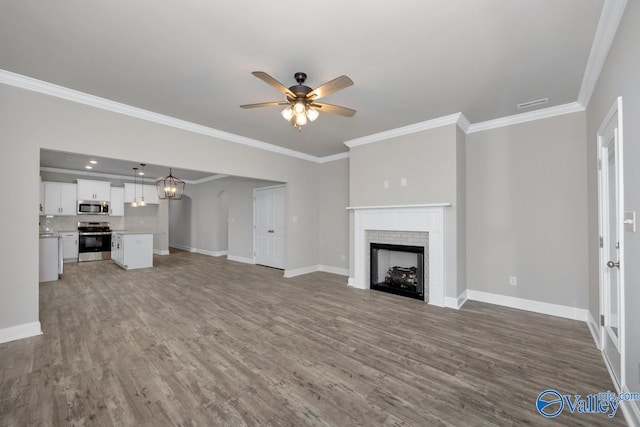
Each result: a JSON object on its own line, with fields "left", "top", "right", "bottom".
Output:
{"left": 39, "top": 215, "right": 125, "bottom": 233}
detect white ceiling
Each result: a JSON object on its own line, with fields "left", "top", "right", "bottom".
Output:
{"left": 1, "top": 1, "right": 604, "bottom": 157}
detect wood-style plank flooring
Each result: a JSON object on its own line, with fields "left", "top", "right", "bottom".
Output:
{"left": 0, "top": 250, "right": 625, "bottom": 426}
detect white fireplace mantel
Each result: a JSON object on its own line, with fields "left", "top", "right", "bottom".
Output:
{"left": 348, "top": 204, "right": 450, "bottom": 307}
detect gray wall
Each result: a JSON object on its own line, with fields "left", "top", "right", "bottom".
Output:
{"left": 466, "top": 112, "right": 588, "bottom": 308}
{"left": 168, "top": 177, "right": 282, "bottom": 261}
{"left": 318, "top": 158, "right": 349, "bottom": 271}
{"left": 0, "top": 83, "right": 334, "bottom": 332}
{"left": 586, "top": 0, "right": 640, "bottom": 403}
{"left": 348, "top": 124, "right": 463, "bottom": 298}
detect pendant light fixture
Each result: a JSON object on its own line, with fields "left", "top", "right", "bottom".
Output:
{"left": 138, "top": 164, "right": 146, "bottom": 207}
{"left": 156, "top": 168, "right": 185, "bottom": 200}
{"left": 131, "top": 167, "right": 139, "bottom": 207}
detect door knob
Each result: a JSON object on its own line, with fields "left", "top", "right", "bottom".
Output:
{"left": 607, "top": 260, "right": 620, "bottom": 269}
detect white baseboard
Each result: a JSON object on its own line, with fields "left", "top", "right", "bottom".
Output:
{"left": 587, "top": 310, "right": 601, "bottom": 350}
{"left": 318, "top": 265, "right": 349, "bottom": 276}
{"left": 195, "top": 249, "right": 228, "bottom": 257}
{"left": 465, "top": 290, "right": 588, "bottom": 322}
{"left": 284, "top": 265, "right": 319, "bottom": 278}
{"left": 283, "top": 265, "right": 349, "bottom": 278}
{"left": 621, "top": 386, "right": 640, "bottom": 427}
{"left": 227, "top": 255, "right": 254, "bottom": 264}
{"left": 445, "top": 290, "right": 468, "bottom": 310}
{"left": 0, "top": 321, "right": 42, "bottom": 344}
{"left": 347, "top": 277, "right": 356, "bottom": 287}
{"left": 169, "top": 243, "right": 196, "bottom": 252}
{"left": 153, "top": 249, "right": 170, "bottom": 255}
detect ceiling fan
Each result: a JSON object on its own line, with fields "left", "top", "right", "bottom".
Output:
{"left": 240, "top": 71, "right": 356, "bottom": 129}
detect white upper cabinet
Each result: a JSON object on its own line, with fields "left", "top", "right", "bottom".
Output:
{"left": 110, "top": 187, "right": 125, "bottom": 216}
{"left": 76, "top": 179, "right": 111, "bottom": 201}
{"left": 43, "top": 182, "right": 77, "bottom": 216}
{"left": 124, "top": 183, "right": 159, "bottom": 205}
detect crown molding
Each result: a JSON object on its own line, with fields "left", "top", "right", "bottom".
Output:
{"left": 577, "top": 0, "right": 628, "bottom": 108}
{"left": 344, "top": 113, "right": 464, "bottom": 148}
{"left": 466, "top": 102, "right": 585, "bottom": 133}
{"left": 0, "top": 69, "right": 351, "bottom": 164}
{"left": 316, "top": 152, "right": 350, "bottom": 163}
{"left": 39, "top": 166, "right": 227, "bottom": 185}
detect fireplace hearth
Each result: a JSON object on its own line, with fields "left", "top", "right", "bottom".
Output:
{"left": 370, "top": 243, "right": 424, "bottom": 300}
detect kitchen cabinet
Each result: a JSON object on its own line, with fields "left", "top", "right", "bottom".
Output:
{"left": 76, "top": 179, "right": 111, "bottom": 201}
{"left": 39, "top": 235, "right": 60, "bottom": 282}
{"left": 43, "top": 182, "right": 77, "bottom": 216}
{"left": 61, "top": 231, "right": 79, "bottom": 262}
{"left": 124, "top": 183, "right": 159, "bottom": 205}
{"left": 110, "top": 187, "right": 124, "bottom": 216}
{"left": 112, "top": 232, "right": 153, "bottom": 270}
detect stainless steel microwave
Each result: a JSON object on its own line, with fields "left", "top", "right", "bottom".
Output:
{"left": 77, "top": 200, "right": 110, "bottom": 215}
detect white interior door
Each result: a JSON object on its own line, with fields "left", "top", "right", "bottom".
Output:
{"left": 254, "top": 186, "right": 285, "bottom": 269}
{"left": 598, "top": 97, "right": 625, "bottom": 389}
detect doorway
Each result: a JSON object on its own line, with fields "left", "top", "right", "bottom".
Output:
{"left": 253, "top": 185, "right": 285, "bottom": 269}
{"left": 597, "top": 96, "right": 625, "bottom": 389}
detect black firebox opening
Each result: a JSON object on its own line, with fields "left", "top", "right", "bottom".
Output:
{"left": 370, "top": 243, "right": 424, "bottom": 300}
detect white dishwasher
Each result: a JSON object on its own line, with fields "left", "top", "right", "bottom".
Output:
{"left": 39, "top": 235, "right": 61, "bottom": 282}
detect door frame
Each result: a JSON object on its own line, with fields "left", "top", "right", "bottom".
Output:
{"left": 597, "top": 96, "right": 625, "bottom": 390}
{"left": 253, "top": 184, "right": 286, "bottom": 267}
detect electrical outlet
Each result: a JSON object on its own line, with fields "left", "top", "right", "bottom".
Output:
{"left": 509, "top": 276, "right": 517, "bottom": 286}
{"left": 383, "top": 180, "right": 389, "bottom": 189}
{"left": 341, "top": 254, "right": 346, "bottom": 261}
{"left": 400, "top": 177, "right": 407, "bottom": 187}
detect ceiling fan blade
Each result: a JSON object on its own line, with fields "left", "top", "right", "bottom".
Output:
{"left": 251, "top": 71, "right": 296, "bottom": 99}
{"left": 240, "top": 101, "right": 290, "bottom": 109}
{"left": 306, "top": 75, "right": 353, "bottom": 100}
{"left": 311, "top": 102, "right": 356, "bottom": 117}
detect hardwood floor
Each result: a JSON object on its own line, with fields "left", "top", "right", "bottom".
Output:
{"left": 0, "top": 251, "right": 625, "bottom": 426}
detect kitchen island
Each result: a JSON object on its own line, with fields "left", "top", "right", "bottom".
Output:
{"left": 111, "top": 232, "right": 153, "bottom": 270}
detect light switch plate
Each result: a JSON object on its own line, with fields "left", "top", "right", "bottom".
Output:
{"left": 624, "top": 211, "right": 636, "bottom": 232}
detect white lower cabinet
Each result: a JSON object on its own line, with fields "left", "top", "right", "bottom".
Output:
{"left": 61, "top": 232, "right": 79, "bottom": 262}
{"left": 111, "top": 233, "right": 153, "bottom": 270}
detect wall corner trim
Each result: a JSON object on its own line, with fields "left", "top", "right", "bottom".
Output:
{"left": 153, "top": 249, "right": 170, "bottom": 256}
{"left": 587, "top": 310, "right": 602, "bottom": 350}
{"left": 343, "top": 113, "right": 464, "bottom": 148}
{"left": 466, "top": 102, "right": 585, "bottom": 133}
{"left": 577, "top": 0, "right": 629, "bottom": 108}
{"left": 466, "top": 290, "right": 588, "bottom": 322}
{"left": 226, "top": 255, "right": 255, "bottom": 265}
{"left": 0, "top": 321, "right": 42, "bottom": 344}
{"left": 445, "top": 290, "right": 468, "bottom": 310}
{"left": 284, "top": 265, "right": 319, "bottom": 278}
{"left": 318, "top": 265, "right": 349, "bottom": 276}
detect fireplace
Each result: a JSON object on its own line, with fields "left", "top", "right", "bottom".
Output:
{"left": 370, "top": 243, "right": 425, "bottom": 300}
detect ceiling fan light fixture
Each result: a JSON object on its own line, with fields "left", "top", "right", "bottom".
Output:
{"left": 306, "top": 107, "right": 319, "bottom": 122}
{"left": 281, "top": 106, "right": 293, "bottom": 121}
{"left": 293, "top": 101, "right": 306, "bottom": 115}
{"left": 295, "top": 112, "right": 307, "bottom": 126}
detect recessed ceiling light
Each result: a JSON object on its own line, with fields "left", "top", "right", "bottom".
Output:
{"left": 517, "top": 98, "right": 549, "bottom": 109}
{"left": 138, "top": 172, "right": 144, "bottom": 176}
{"left": 85, "top": 165, "right": 93, "bottom": 169}
{"left": 89, "top": 160, "right": 97, "bottom": 164}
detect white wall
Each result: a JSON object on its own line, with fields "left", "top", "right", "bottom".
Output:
{"left": 586, "top": 0, "right": 640, "bottom": 407}
{"left": 0, "top": 83, "right": 340, "bottom": 334}
{"left": 466, "top": 112, "right": 588, "bottom": 308}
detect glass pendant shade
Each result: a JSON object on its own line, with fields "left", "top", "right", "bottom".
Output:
{"left": 295, "top": 112, "right": 307, "bottom": 126}
{"left": 281, "top": 106, "right": 294, "bottom": 121}
{"left": 293, "top": 101, "right": 306, "bottom": 115}
{"left": 156, "top": 168, "right": 185, "bottom": 200}
{"left": 306, "top": 107, "right": 319, "bottom": 122}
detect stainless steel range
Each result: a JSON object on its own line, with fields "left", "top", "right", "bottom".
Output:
{"left": 78, "top": 221, "right": 112, "bottom": 262}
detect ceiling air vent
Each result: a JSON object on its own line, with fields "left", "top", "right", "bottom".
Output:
{"left": 517, "top": 98, "right": 549, "bottom": 110}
